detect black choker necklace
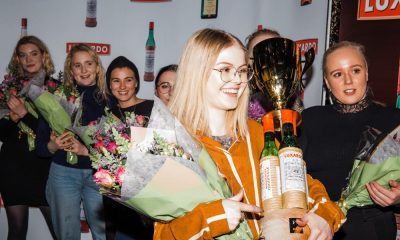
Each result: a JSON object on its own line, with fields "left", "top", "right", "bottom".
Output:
{"left": 331, "top": 95, "right": 371, "bottom": 114}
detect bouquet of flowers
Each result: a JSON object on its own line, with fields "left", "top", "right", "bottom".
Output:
{"left": 0, "top": 70, "right": 49, "bottom": 150}
{"left": 338, "top": 124, "right": 400, "bottom": 215}
{"left": 26, "top": 72, "right": 81, "bottom": 164}
{"left": 0, "top": 68, "right": 43, "bottom": 119}
{"left": 101, "top": 97, "right": 253, "bottom": 240}
{"left": 83, "top": 110, "right": 149, "bottom": 192}
{"left": 0, "top": 73, "right": 28, "bottom": 109}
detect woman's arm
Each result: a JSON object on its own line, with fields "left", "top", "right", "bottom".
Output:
{"left": 306, "top": 175, "right": 346, "bottom": 234}
{"left": 154, "top": 200, "right": 230, "bottom": 239}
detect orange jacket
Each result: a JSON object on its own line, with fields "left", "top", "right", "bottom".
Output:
{"left": 153, "top": 120, "right": 345, "bottom": 239}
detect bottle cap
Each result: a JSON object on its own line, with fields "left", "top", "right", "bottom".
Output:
{"left": 280, "top": 109, "right": 293, "bottom": 124}
{"left": 262, "top": 113, "right": 275, "bottom": 133}
{"left": 149, "top": 21, "right": 154, "bottom": 29}
{"left": 21, "top": 18, "right": 27, "bottom": 27}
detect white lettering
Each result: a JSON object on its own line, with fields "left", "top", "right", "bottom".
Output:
{"left": 376, "top": 0, "right": 389, "bottom": 11}
{"left": 391, "top": 0, "right": 400, "bottom": 9}
{"left": 365, "top": 0, "right": 374, "bottom": 12}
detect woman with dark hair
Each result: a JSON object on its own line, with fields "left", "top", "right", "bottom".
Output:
{"left": 154, "top": 64, "right": 178, "bottom": 105}
{"left": 0, "top": 35, "right": 56, "bottom": 240}
{"left": 105, "top": 56, "right": 154, "bottom": 240}
{"left": 299, "top": 41, "right": 400, "bottom": 240}
{"left": 106, "top": 56, "right": 153, "bottom": 119}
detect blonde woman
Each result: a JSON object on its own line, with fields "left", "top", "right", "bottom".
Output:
{"left": 154, "top": 29, "right": 342, "bottom": 240}
{"left": 1, "top": 35, "right": 56, "bottom": 240}
{"left": 36, "top": 44, "right": 110, "bottom": 240}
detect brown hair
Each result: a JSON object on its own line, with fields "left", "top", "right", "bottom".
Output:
{"left": 8, "top": 35, "right": 55, "bottom": 77}
{"left": 245, "top": 28, "right": 280, "bottom": 49}
{"left": 322, "top": 41, "right": 367, "bottom": 76}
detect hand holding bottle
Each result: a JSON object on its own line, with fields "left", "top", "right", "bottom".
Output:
{"left": 222, "top": 189, "right": 263, "bottom": 231}
{"left": 296, "top": 211, "right": 332, "bottom": 240}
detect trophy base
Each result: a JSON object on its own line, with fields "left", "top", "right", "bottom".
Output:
{"left": 261, "top": 208, "right": 309, "bottom": 240}
{"left": 267, "top": 109, "right": 301, "bottom": 133}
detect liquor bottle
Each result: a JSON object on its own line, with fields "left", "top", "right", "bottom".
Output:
{"left": 144, "top": 21, "right": 156, "bottom": 81}
{"left": 278, "top": 109, "right": 307, "bottom": 209}
{"left": 85, "top": 0, "right": 97, "bottom": 27}
{"left": 260, "top": 113, "right": 282, "bottom": 212}
{"left": 21, "top": 18, "right": 27, "bottom": 38}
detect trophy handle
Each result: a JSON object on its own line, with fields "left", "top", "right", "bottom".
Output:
{"left": 300, "top": 47, "right": 315, "bottom": 82}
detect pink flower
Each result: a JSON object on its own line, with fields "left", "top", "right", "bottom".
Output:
{"left": 69, "top": 95, "right": 75, "bottom": 104}
{"left": 93, "top": 169, "right": 114, "bottom": 188}
{"left": 94, "top": 141, "right": 104, "bottom": 150}
{"left": 115, "top": 166, "right": 125, "bottom": 185}
{"left": 21, "top": 80, "right": 30, "bottom": 88}
{"left": 47, "top": 80, "right": 57, "bottom": 89}
{"left": 106, "top": 141, "right": 118, "bottom": 153}
{"left": 135, "top": 115, "right": 145, "bottom": 126}
{"left": 121, "top": 133, "right": 130, "bottom": 141}
{"left": 9, "top": 88, "right": 17, "bottom": 96}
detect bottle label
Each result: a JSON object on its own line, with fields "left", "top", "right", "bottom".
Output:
{"left": 145, "top": 49, "right": 155, "bottom": 73}
{"left": 278, "top": 147, "right": 306, "bottom": 193}
{"left": 260, "top": 156, "right": 281, "bottom": 200}
{"left": 86, "top": 0, "right": 97, "bottom": 18}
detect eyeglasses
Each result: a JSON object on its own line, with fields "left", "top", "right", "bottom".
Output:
{"left": 213, "top": 66, "right": 254, "bottom": 83}
{"left": 157, "top": 82, "right": 173, "bottom": 94}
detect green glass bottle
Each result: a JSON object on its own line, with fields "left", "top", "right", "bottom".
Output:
{"left": 260, "top": 113, "right": 282, "bottom": 212}
{"left": 278, "top": 109, "right": 307, "bottom": 209}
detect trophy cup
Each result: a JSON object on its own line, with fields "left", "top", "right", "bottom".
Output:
{"left": 252, "top": 38, "right": 315, "bottom": 240}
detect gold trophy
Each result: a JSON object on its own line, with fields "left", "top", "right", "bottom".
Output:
{"left": 252, "top": 38, "right": 315, "bottom": 240}
{"left": 252, "top": 37, "right": 314, "bottom": 130}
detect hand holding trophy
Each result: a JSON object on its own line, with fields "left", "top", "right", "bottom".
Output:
{"left": 252, "top": 38, "right": 315, "bottom": 240}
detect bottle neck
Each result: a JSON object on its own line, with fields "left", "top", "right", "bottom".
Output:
{"left": 264, "top": 131, "right": 275, "bottom": 143}
{"left": 146, "top": 29, "right": 155, "bottom": 46}
{"left": 280, "top": 122, "right": 298, "bottom": 148}
{"left": 262, "top": 131, "right": 278, "bottom": 157}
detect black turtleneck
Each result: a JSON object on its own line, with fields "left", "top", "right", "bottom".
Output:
{"left": 298, "top": 101, "right": 400, "bottom": 201}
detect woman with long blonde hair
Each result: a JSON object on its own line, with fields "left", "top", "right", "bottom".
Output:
{"left": 154, "top": 28, "right": 342, "bottom": 240}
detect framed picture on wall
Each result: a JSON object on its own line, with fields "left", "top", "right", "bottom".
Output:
{"left": 201, "top": 0, "right": 218, "bottom": 19}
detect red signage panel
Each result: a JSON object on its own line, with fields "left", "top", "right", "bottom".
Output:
{"left": 358, "top": 0, "right": 400, "bottom": 20}
{"left": 295, "top": 38, "right": 318, "bottom": 57}
{"left": 66, "top": 42, "right": 111, "bottom": 55}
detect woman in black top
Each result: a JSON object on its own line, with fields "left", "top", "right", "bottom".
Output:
{"left": 0, "top": 36, "right": 56, "bottom": 239}
{"left": 299, "top": 41, "right": 400, "bottom": 240}
{"left": 104, "top": 56, "right": 154, "bottom": 240}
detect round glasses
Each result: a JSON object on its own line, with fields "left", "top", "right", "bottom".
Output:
{"left": 157, "top": 82, "right": 173, "bottom": 94}
{"left": 213, "top": 66, "right": 254, "bottom": 83}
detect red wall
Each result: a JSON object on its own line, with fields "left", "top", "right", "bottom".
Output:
{"left": 339, "top": 1, "right": 400, "bottom": 106}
